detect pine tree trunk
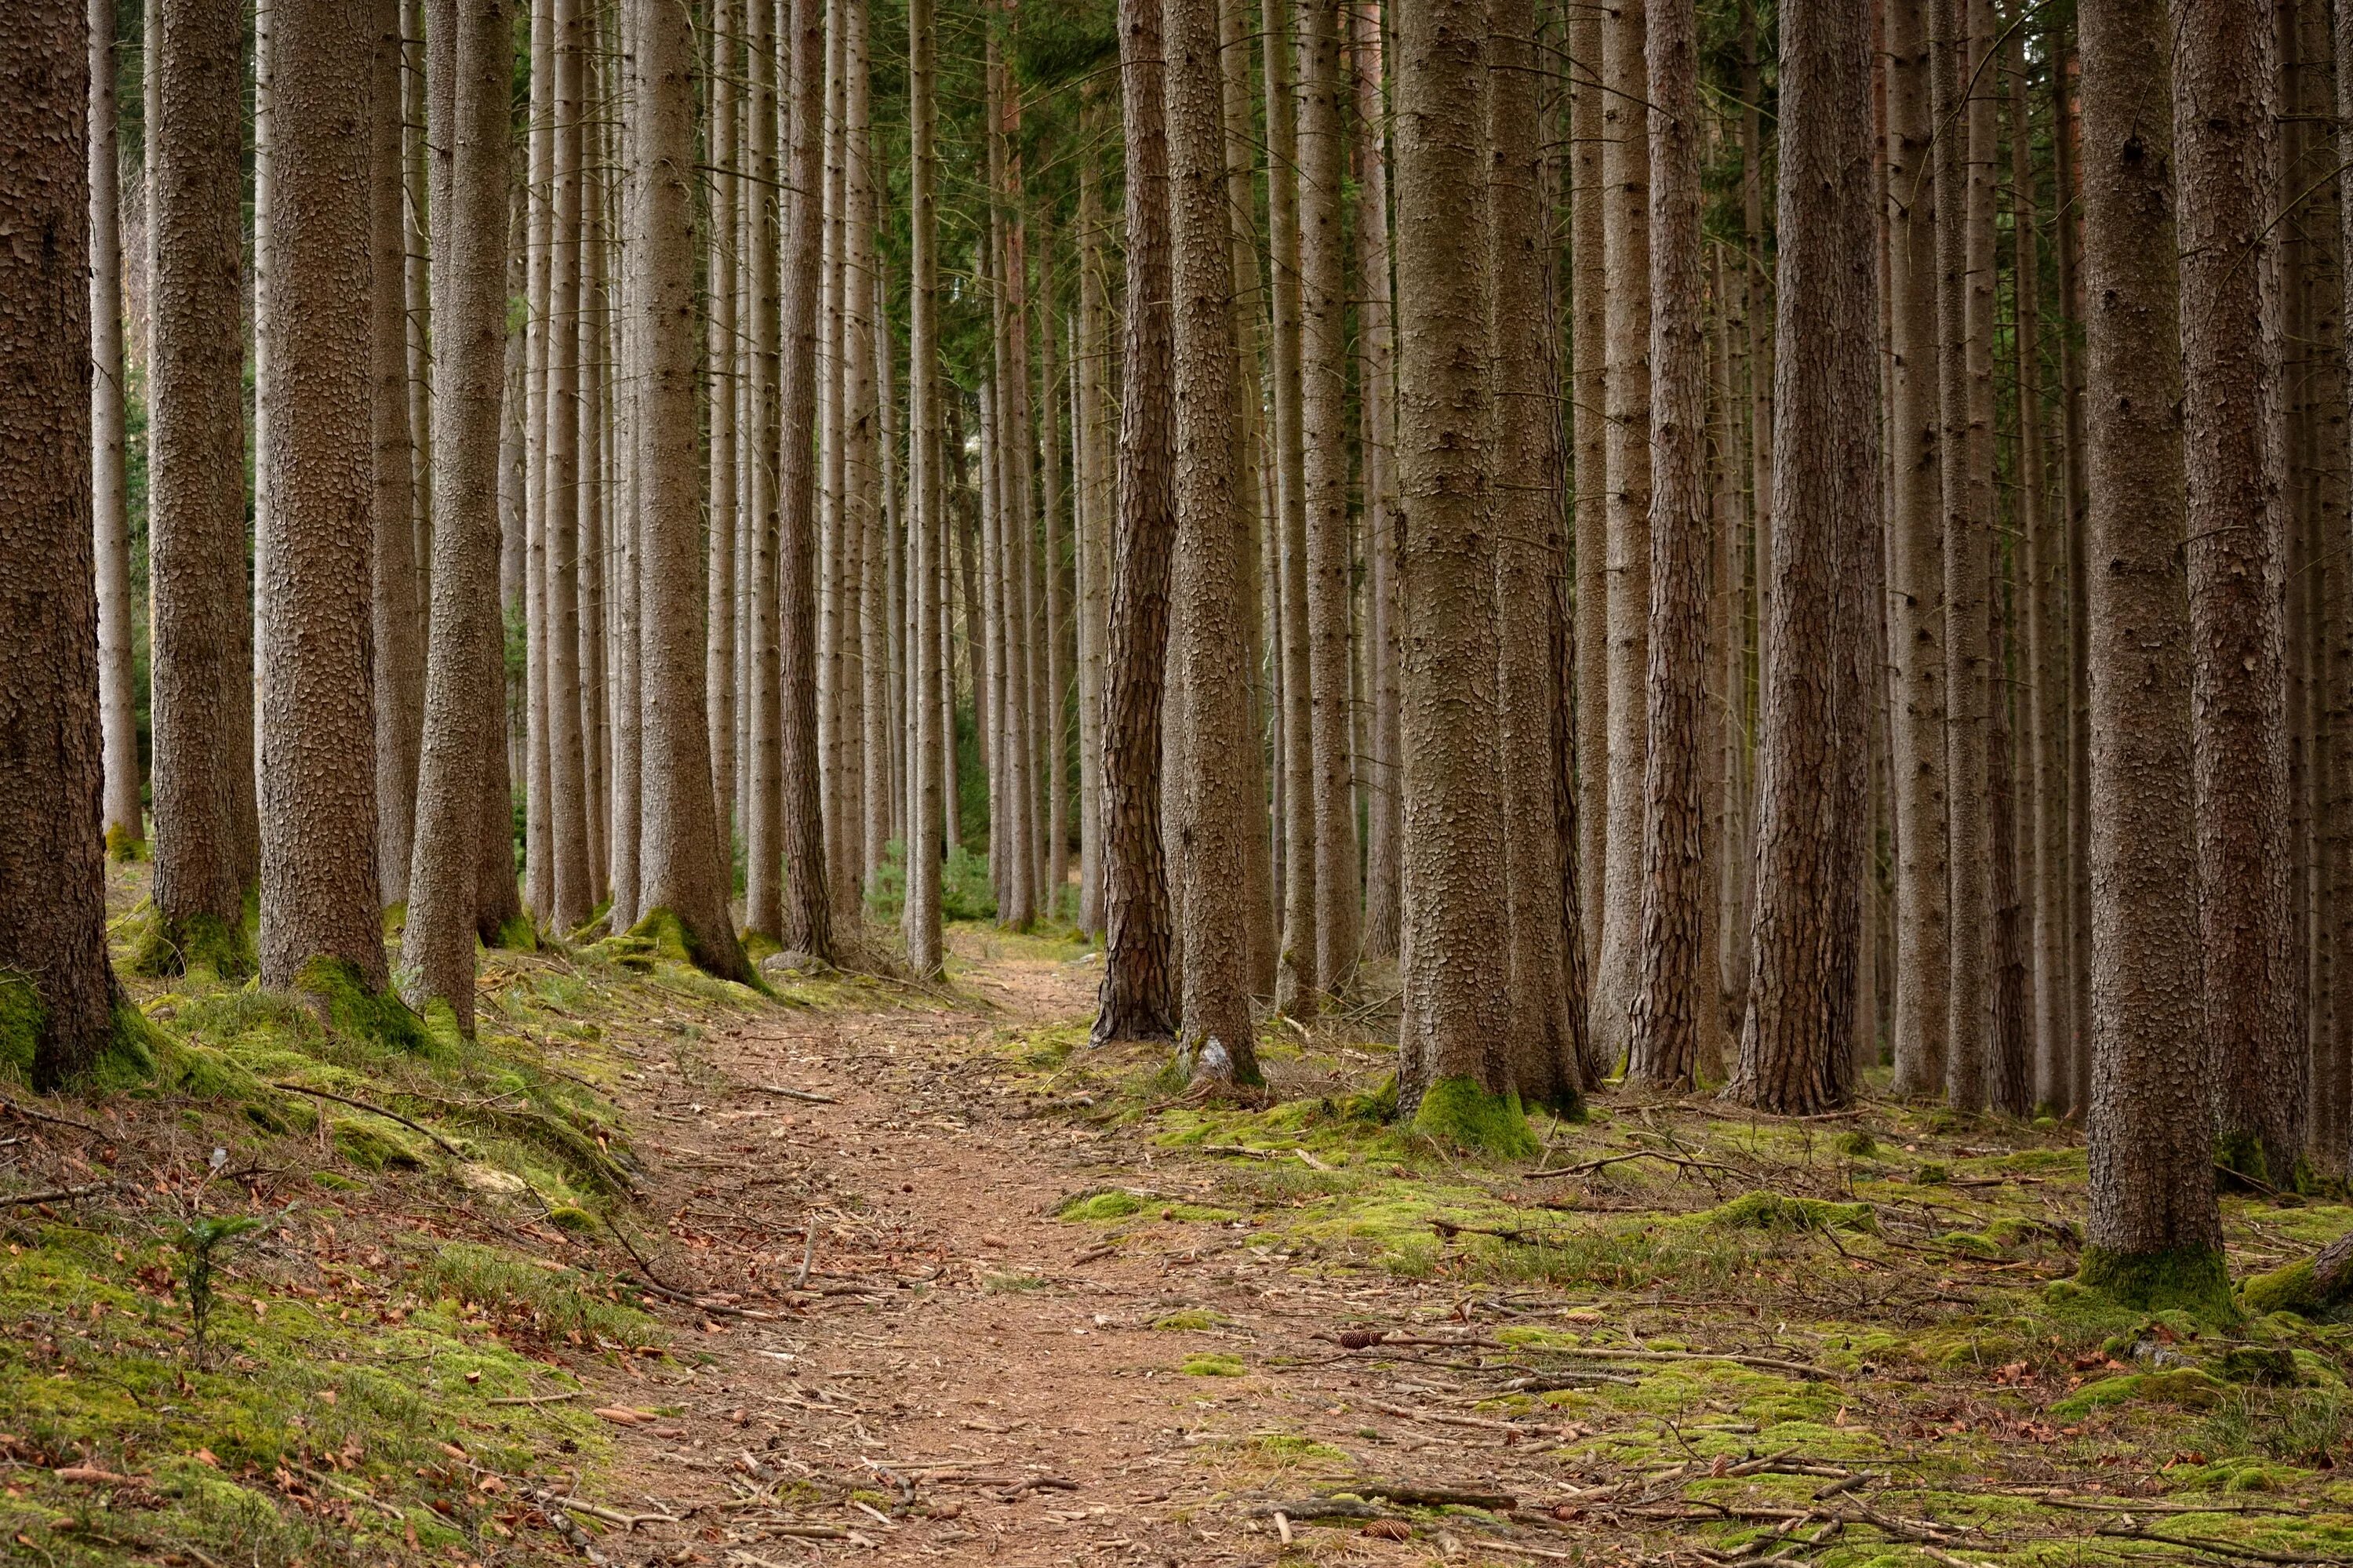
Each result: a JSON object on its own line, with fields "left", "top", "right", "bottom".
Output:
{"left": 1731, "top": 0, "right": 1879, "bottom": 1113}
{"left": 578, "top": 19, "right": 609, "bottom": 895}
{"left": 1591, "top": 0, "right": 1653, "bottom": 1068}
{"left": 779, "top": 0, "right": 833, "bottom": 959}
{"left": 149, "top": 0, "right": 255, "bottom": 973}
{"left": 746, "top": 0, "right": 785, "bottom": 938}
{"left": 1394, "top": 0, "right": 1515, "bottom": 1128}
{"left": 542, "top": 0, "right": 590, "bottom": 931}
{"left": 368, "top": 0, "right": 422, "bottom": 908}
{"left": 1988, "top": 537, "right": 2031, "bottom": 1115}
{"left": 522, "top": 0, "right": 554, "bottom": 925}
{"left": 707, "top": 0, "right": 740, "bottom": 864}
{"left": 89, "top": 0, "right": 144, "bottom": 860}
{"left": 1075, "top": 104, "right": 1111, "bottom": 938}
{"left": 1353, "top": 0, "right": 1401, "bottom": 964}
{"left": 402, "top": 0, "right": 512, "bottom": 1028}
{"left": 1489, "top": 0, "right": 1581, "bottom": 1109}
{"left": 2177, "top": 0, "right": 2300, "bottom": 1184}
{"left": 257, "top": 0, "right": 391, "bottom": 994}
{"left": 1568, "top": 0, "right": 1606, "bottom": 1028}
{"left": 1296, "top": 0, "right": 1359, "bottom": 991}
{"left": 0, "top": 0, "right": 124, "bottom": 1088}
{"left": 1036, "top": 231, "right": 1068, "bottom": 920}
{"left": 2075, "top": 0, "right": 2226, "bottom": 1301}
{"left": 1091, "top": 0, "right": 1180, "bottom": 1044}
{"left": 851, "top": 0, "right": 886, "bottom": 906}
{"left": 902, "top": 0, "right": 944, "bottom": 973}
{"left": 631, "top": 0, "right": 754, "bottom": 981}
{"left": 1166, "top": 0, "right": 1264, "bottom": 1084}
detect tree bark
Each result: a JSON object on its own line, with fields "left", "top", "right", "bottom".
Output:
{"left": 1591, "top": 0, "right": 1653, "bottom": 1069}
{"left": 1353, "top": 0, "right": 1402, "bottom": 965}
{"left": 630, "top": 0, "right": 753, "bottom": 982}
{"left": 1075, "top": 98, "right": 1111, "bottom": 938}
{"left": 149, "top": 0, "right": 255, "bottom": 973}
{"left": 522, "top": 0, "right": 553, "bottom": 924}
{"left": 1166, "top": 0, "right": 1264, "bottom": 1084}
{"left": 369, "top": 0, "right": 422, "bottom": 911}
{"left": 1092, "top": 0, "right": 1180, "bottom": 1045}
{"left": 542, "top": 0, "right": 590, "bottom": 932}
{"left": 1568, "top": 0, "right": 1606, "bottom": 1017}
{"left": 707, "top": 0, "right": 740, "bottom": 865}
{"left": 902, "top": 0, "right": 944, "bottom": 973}
{"left": 402, "top": 0, "right": 511, "bottom": 1030}
{"left": 89, "top": 0, "right": 144, "bottom": 860}
{"left": 0, "top": 0, "right": 124, "bottom": 1088}
{"left": 1729, "top": 0, "right": 1880, "bottom": 1114}
{"left": 2075, "top": 0, "right": 2225, "bottom": 1299}
{"left": 745, "top": 0, "right": 784, "bottom": 938}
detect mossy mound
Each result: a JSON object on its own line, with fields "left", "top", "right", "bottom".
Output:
{"left": 1181, "top": 1352, "right": 1246, "bottom": 1377}
{"left": 2052, "top": 1366, "right": 2225, "bottom": 1418}
{"left": 291, "top": 957, "right": 435, "bottom": 1056}
{"left": 1697, "top": 1192, "right": 1877, "bottom": 1235}
{"left": 130, "top": 908, "right": 255, "bottom": 980}
{"left": 0, "top": 974, "right": 161, "bottom": 1093}
{"left": 104, "top": 822, "right": 148, "bottom": 863}
{"left": 2078, "top": 1244, "right": 2235, "bottom": 1320}
{"left": 1408, "top": 1077, "right": 1538, "bottom": 1159}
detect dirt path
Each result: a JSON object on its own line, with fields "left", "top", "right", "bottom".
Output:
{"left": 573, "top": 936, "right": 1528, "bottom": 1568}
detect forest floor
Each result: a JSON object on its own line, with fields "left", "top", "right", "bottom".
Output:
{"left": 5, "top": 873, "right": 2353, "bottom": 1568}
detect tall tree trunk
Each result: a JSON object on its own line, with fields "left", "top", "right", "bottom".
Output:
{"left": 148, "top": 0, "right": 254, "bottom": 975}
{"left": 2176, "top": 0, "right": 2300, "bottom": 1184}
{"left": 1568, "top": 0, "right": 1606, "bottom": 1010}
{"left": 522, "top": 0, "right": 554, "bottom": 924}
{"left": 402, "top": 0, "right": 512, "bottom": 1030}
{"left": 1394, "top": 0, "right": 1519, "bottom": 1140}
{"left": 1625, "top": 0, "right": 1718, "bottom": 1093}
{"left": 258, "top": 0, "right": 390, "bottom": 994}
{"left": 0, "top": 0, "right": 125, "bottom": 1088}
{"left": 851, "top": 0, "right": 886, "bottom": 906}
{"left": 369, "top": 0, "right": 422, "bottom": 909}
{"left": 2075, "top": 0, "right": 2226, "bottom": 1305}
{"left": 89, "top": 0, "right": 143, "bottom": 860}
{"left": 1886, "top": 0, "right": 1948, "bottom": 1098}
{"left": 707, "top": 0, "right": 740, "bottom": 862}
{"left": 1037, "top": 227, "right": 1069, "bottom": 920}
{"left": 579, "top": 20, "right": 609, "bottom": 897}
{"left": 745, "top": 0, "right": 785, "bottom": 938}
{"left": 2054, "top": 35, "right": 2092, "bottom": 1117}
{"left": 631, "top": 0, "right": 753, "bottom": 981}
{"left": 1353, "top": 0, "right": 1402, "bottom": 964}
{"left": 1166, "top": 0, "right": 1264, "bottom": 1085}
{"left": 1988, "top": 541, "right": 2031, "bottom": 1115}
{"left": 1591, "top": 0, "right": 1652, "bottom": 1068}
{"left": 1091, "top": 0, "right": 1180, "bottom": 1044}
{"left": 1296, "top": 0, "right": 1359, "bottom": 991}
{"left": 1490, "top": 0, "right": 1582, "bottom": 1110}
{"left": 902, "top": 0, "right": 944, "bottom": 972}
{"left": 543, "top": 0, "right": 590, "bottom": 932}
{"left": 1075, "top": 98, "right": 1110, "bottom": 937}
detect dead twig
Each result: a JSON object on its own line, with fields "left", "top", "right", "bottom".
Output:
{"left": 1, "top": 1182, "right": 115, "bottom": 1209}
{"left": 268, "top": 1082, "right": 466, "bottom": 1159}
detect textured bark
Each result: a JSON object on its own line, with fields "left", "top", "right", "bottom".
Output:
{"left": 522, "top": 0, "right": 553, "bottom": 924}
{"left": 707, "top": 0, "right": 740, "bottom": 862}
{"left": 1490, "top": 0, "right": 1580, "bottom": 1109}
{"left": 258, "top": 0, "right": 390, "bottom": 992}
{"left": 631, "top": 0, "right": 753, "bottom": 982}
{"left": 902, "top": 0, "right": 944, "bottom": 973}
{"left": 0, "top": 0, "right": 122, "bottom": 1088}
{"left": 1729, "top": 0, "right": 1879, "bottom": 1114}
{"left": 402, "top": 0, "right": 511, "bottom": 1030}
{"left": 2171, "top": 0, "right": 2298, "bottom": 1182}
{"left": 1165, "top": 0, "right": 1262, "bottom": 1084}
{"left": 745, "top": 0, "right": 784, "bottom": 938}
{"left": 2012, "top": 28, "right": 2069, "bottom": 1115}
{"left": 1296, "top": 0, "right": 1359, "bottom": 991}
{"left": 2076, "top": 0, "right": 2224, "bottom": 1279}
{"left": 1353, "top": 0, "right": 1401, "bottom": 964}
{"left": 2054, "top": 39, "right": 2092, "bottom": 1119}
{"left": 851, "top": 0, "right": 886, "bottom": 904}
{"left": 149, "top": 0, "right": 254, "bottom": 967}
{"left": 1885, "top": 0, "right": 1948, "bottom": 1097}
{"left": 1264, "top": 0, "right": 1318, "bottom": 1017}
{"left": 1393, "top": 0, "right": 1511, "bottom": 1111}
{"left": 541, "top": 0, "right": 589, "bottom": 931}
{"left": 369, "top": 0, "right": 422, "bottom": 910}
{"left": 1591, "top": 0, "right": 1652, "bottom": 1069}
{"left": 1075, "top": 106, "right": 1110, "bottom": 938}
{"left": 1568, "top": 0, "right": 1606, "bottom": 1013}
{"left": 577, "top": 26, "right": 607, "bottom": 894}
{"left": 1091, "top": 0, "right": 1180, "bottom": 1046}
{"left": 1624, "top": 0, "right": 1715, "bottom": 1095}
{"left": 1037, "top": 229, "right": 1068, "bottom": 921}
{"left": 89, "top": 0, "right": 142, "bottom": 858}
{"left": 776, "top": 0, "right": 832, "bottom": 960}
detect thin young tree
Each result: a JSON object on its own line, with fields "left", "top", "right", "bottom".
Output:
{"left": 1392, "top": 0, "right": 1523, "bottom": 1147}
{"left": 903, "top": 0, "right": 945, "bottom": 974}
{"left": 147, "top": 0, "right": 255, "bottom": 975}
{"left": 1165, "top": 0, "right": 1264, "bottom": 1085}
{"left": 1354, "top": 0, "right": 1402, "bottom": 962}
{"left": 2075, "top": 0, "right": 2227, "bottom": 1307}
{"left": 257, "top": 0, "right": 391, "bottom": 994}
{"left": 631, "top": 0, "right": 755, "bottom": 981}
{"left": 1730, "top": 0, "right": 1881, "bottom": 1113}
{"left": 370, "top": 0, "right": 424, "bottom": 911}
{"left": 543, "top": 0, "right": 591, "bottom": 931}
{"left": 1091, "top": 0, "right": 1181, "bottom": 1046}
{"left": 707, "top": 0, "right": 740, "bottom": 859}
{"left": 89, "top": 0, "right": 144, "bottom": 862}
{"left": 402, "top": 0, "right": 512, "bottom": 1031}
{"left": 745, "top": 0, "right": 784, "bottom": 938}
{"left": 1, "top": 0, "right": 128, "bottom": 1089}
{"left": 1569, "top": 0, "right": 1606, "bottom": 1000}
{"left": 2178, "top": 0, "right": 2299, "bottom": 1184}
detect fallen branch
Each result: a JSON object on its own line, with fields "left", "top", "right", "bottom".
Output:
{"left": 1330, "top": 1479, "right": 1517, "bottom": 1511}
{"left": 0, "top": 1094, "right": 107, "bottom": 1137}
{"left": 996, "top": 1475, "right": 1079, "bottom": 1501}
{"left": 293, "top": 1464, "right": 404, "bottom": 1522}
{"left": 2, "top": 1182, "right": 115, "bottom": 1209}
{"left": 2096, "top": 1523, "right": 2353, "bottom": 1566}
{"left": 1527, "top": 1150, "right": 1747, "bottom": 1182}
{"left": 486, "top": 1391, "right": 580, "bottom": 1407}
{"left": 1363, "top": 1397, "right": 1566, "bottom": 1436}
{"left": 269, "top": 1082, "right": 466, "bottom": 1159}
{"left": 741, "top": 1083, "right": 838, "bottom": 1105}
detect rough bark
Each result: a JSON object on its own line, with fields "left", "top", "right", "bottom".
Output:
{"left": 402, "top": 0, "right": 511, "bottom": 1030}
{"left": 745, "top": 0, "right": 784, "bottom": 938}
{"left": 1353, "top": 0, "right": 1402, "bottom": 964}
{"left": 522, "top": 0, "right": 553, "bottom": 924}
{"left": 1729, "top": 0, "right": 1880, "bottom": 1114}
{"left": 1568, "top": 0, "right": 1606, "bottom": 1017}
{"left": 1091, "top": 0, "right": 1180, "bottom": 1046}
{"left": 368, "top": 0, "right": 423, "bottom": 911}
{"left": 1075, "top": 103, "right": 1110, "bottom": 938}
{"left": 0, "top": 0, "right": 124, "bottom": 1088}
{"left": 541, "top": 0, "right": 589, "bottom": 931}
{"left": 902, "top": 0, "right": 944, "bottom": 973}
{"left": 630, "top": 0, "right": 753, "bottom": 982}
{"left": 2075, "top": 0, "right": 2226, "bottom": 1301}
{"left": 149, "top": 0, "right": 254, "bottom": 972}
{"left": 1591, "top": 0, "right": 1653, "bottom": 1069}
{"left": 707, "top": 0, "right": 740, "bottom": 863}
{"left": 1165, "top": 0, "right": 1263, "bottom": 1084}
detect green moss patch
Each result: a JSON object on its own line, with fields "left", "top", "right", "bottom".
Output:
{"left": 1408, "top": 1078, "right": 1537, "bottom": 1158}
